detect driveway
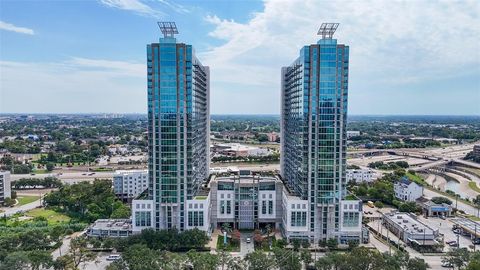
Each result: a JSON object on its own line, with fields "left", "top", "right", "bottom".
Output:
{"left": 239, "top": 232, "right": 254, "bottom": 257}
{"left": 0, "top": 198, "right": 42, "bottom": 217}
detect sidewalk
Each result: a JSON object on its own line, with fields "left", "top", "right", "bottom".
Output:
{"left": 208, "top": 229, "right": 220, "bottom": 252}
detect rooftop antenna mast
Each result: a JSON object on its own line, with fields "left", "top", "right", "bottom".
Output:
{"left": 317, "top": 23, "right": 339, "bottom": 39}
{"left": 157, "top": 21, "right": 179, "bottom": 38}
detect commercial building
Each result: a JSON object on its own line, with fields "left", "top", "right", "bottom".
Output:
{"left": 383, "top": 212, "right": 440, "bottom": 250}
{"left": 420, "top": 201, "right": 452, "bottom": 217}
{"left": 346, "top": 169, "right": 375, "bottom": 183}
{"left": 394, "top": 177, "right": 423, "bottom": 202}
{"left": 210, "top": 173, "right": 283, "bottom": 230}
{"left": 132, "top": 22, "right": 210, "bottom": 231}
{"left": 0, "top": 171, "right": 11, "bottom": 205}
{"left": 346, "top": 131, "right": 360, "bottom": 139}
{"left": 212, "top": 143, "right": 270, "bottom": 157}
{"left": 113, "top": 170, "right": 148, "bottom": 201}
{"left": 280, "top": 23, "right": 360, "bottom": 242}
{"left": 86, "top": 219, "right": 133, "bottom": 238}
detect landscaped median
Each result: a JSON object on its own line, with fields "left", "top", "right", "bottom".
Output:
{"left": 216, "top": 234, "right": 240, "bottom": 252}
{"left": 468, "top": 181, "right": 480, "bottom": 193}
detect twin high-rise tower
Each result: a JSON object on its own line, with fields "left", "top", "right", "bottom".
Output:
{"left": 132, "top": 22, "right": 362, "bottom": 243}
{"left": 281, "top": 23, "right": 351, "bottom": 240}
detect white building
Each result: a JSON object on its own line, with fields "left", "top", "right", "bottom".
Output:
{"left": 212, "top": 143, "right": 270, "bottom": 157}
{"left": 113, "top": 170, "right": 148, "bottom": 201}
{"left": 346, "top": 169, "right": 375, "bottom": 183}
{"left": 394, "top": 177, "right": 423, "bottom": 202}
{"left": 347, "top": 131, "right": 361, "bottom": 139}
{"left": 0, "top": 171, "right": 11, "bottom": 205}
{"left": 383, "top": 212, "right": 439, "bottom": 249}
{"left": 128, "top": 171, "right": 364, "bottom": 244}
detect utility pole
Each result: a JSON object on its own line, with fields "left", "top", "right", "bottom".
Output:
{"left": 456, "top": 194, "right": 459, "bottom": 211}
{"left": 475, "top": 224, "right": 477, "bottom": 252}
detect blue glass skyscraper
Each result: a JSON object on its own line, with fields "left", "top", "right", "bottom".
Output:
{"left": 281, "top": 23, "right": 351, "bottom": 241}
{"left": 145, "top": 22, "right": 210, "bottom": 230}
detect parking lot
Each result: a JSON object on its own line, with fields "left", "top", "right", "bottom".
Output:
{"left": 417, "top": 216, "right": 475, "bottom": 251}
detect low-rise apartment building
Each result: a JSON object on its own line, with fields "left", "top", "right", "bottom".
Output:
{"left": 129, "top": 171, "right": 364, "bottom": 244}
{"left": 0, "top": 171, "right": 11, "bottom": 205}
{"left": 394, "top": 177, "right": 423, "bottom": 202}
{"left": 113, "top": 170, "right": 148, "bottom": 201}
{"left": 346, "top": 169, "right": 375, "bottom": 183}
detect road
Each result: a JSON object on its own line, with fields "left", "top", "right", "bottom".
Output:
{"left": 239, "top": 232, "right": 254, "bottom": 257}
{"left": 11, "top": 171, "right": 114, "bottom": 183}
{"left": 424, "top": 188, "right": 479, "bottom": 217}
{"left": 0, "top": 197, "right": 42, "bottom": 217}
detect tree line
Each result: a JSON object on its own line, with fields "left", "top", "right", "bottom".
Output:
{"left": 11, "top": 177, "right": 63, "bottom": 189}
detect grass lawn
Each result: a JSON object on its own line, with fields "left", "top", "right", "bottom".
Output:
{"left": 32, "top": 169, "right": 50, "bottom": 174}
{"left": 406, "top": 172, "right": 425, "bottom": 185}
{"left": 26, "top": 208, "right": 71, "bottom": 224}
{"left": 16, "top": 195, "right": 39, "bottom": 206}
{"left": 216, "top": 235, "right": 240, "bottom": 252}
{"left": 468, "top": 182, "right": 480, "bottom": 193}
{"left": 91, "top": 167, "right": 114, "bottom": 172}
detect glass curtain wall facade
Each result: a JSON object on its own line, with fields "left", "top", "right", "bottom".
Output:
{"left": 147, "top": 37, "right": 210, "bottom": 230}
{"left": 281, "top": 37, "right": 349, "bottom": 241}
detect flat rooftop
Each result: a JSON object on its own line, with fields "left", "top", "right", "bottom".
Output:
{"left": 90, "top": 219, "right": 132, "bottom": 231}
{"left": 384, "top": 212, "right": 435, "bottom": 236}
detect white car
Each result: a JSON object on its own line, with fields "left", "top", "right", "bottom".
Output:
{"left": 106, "top": 254, "right": 121, "bottom": 261}
{"left": 442, "top": 260, "right": 453, "bottom": 267}
{"left": 246, "top": 238, "right": 251, "bottom": 243}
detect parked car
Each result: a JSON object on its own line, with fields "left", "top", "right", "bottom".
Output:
{"left": 106, "top": 254, "right": 121, "bottom": 261}
{"left": 246, "top": 238, "right": 251, "bottom": 243}
{"left": 442, "top": 260, "right": 453, "bottom": 267}
{"left": 473, "top": 238, "right": 480, "bottom": 245}
{"left": 447, "top": 241, "right": 458, "bottom": 247}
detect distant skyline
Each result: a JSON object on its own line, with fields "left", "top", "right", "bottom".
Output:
{"left": 1, "top": 0, "right": 479, "bottom": 115}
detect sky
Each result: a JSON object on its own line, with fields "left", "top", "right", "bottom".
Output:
{"left": 0, "top": 0, "right": 479, "bottom": 115}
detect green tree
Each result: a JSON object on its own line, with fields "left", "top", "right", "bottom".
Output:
{"left": 300, "top": 249, "right": 313, "bottom": 266}
{"left": 46, "top": 162, "right": 55, "bottom": 172}
{"left": 292, "top": 239, "right": 301, "bottom": 251}
{"left": 272, "top": 247, "right": 301, "bottom": 270}
{"left": 110, "top": 203, "right": 131, "bottom": 219}
{"left": 245, "top": 250, "right": 274, "bottom": 270}
{"left": 186, "top": 250, "right": 218, "bottom": 270}
{"left": 443, "top": 248, "right": 470, "bottom": 270}
{"left": 406, "top": 257, "right": 429, "bottom": 270}
{"left": 66, "top": 237, "right": 97, "bottom": 269}
{"left": 326, "top": 238, "right": 338, "bottom": 250}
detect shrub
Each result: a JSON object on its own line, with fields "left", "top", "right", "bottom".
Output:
{"left": 374, "top": 201, "right": 384, "bottom": 208}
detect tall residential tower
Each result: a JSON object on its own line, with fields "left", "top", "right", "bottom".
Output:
{"left": 281, "top": 23, "right": 361, "bottom": 242}
{"left": 133, "top": 22, "right": 210, "bottom": 232}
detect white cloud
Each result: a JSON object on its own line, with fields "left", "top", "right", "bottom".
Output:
{"left": 203, "top": 0, "right": 480, "bottom": 86}
{"left": 99, "top": 0, "right": 192, "bottom": 17}
{"left": 0, "top": 58, "right": 146, "bottom": 113}
{"left": 202, "top": 0, "right": 480, "bottom": 114}
{"left": 99, "top": 0, "right": 164, "bottom": 17}
{"left": 0, "top": 21, "right": 34, "bottom": 35}
{"left": 157, "top": 0, "right": 191, "bottom": 14}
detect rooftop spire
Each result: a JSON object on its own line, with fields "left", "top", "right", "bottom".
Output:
{"left": 317, "top": 23, "right": 339, "bottom": 39}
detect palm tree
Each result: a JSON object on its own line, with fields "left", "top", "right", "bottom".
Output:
{"left": 474, "top": 195, "right": 480, "bottom": 217}
{"left": 221, "top": 222, "right": 231, "bottom": 233}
